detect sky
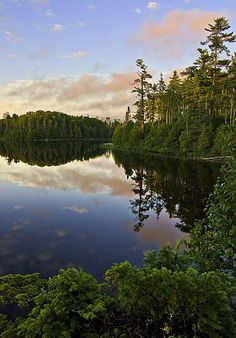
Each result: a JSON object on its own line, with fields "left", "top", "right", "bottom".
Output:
{"left": 0, "top": 0, "right": 236, "bottom": 119}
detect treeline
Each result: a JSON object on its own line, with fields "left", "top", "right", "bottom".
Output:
{"left": 0, "top": 111, "right": 118, "bottom": 142}
{"left": 113, "top": 17, "right": 236, "bottom": 156}
{"left": 0, "top": 154, "right": 235, "bottom": 337}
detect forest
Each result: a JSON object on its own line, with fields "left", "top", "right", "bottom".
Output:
{"left": 113, "top": 17, "right": 236, "bottom": 156}
{"left": 0, "top": 111, "right": 117, "bottom": 142}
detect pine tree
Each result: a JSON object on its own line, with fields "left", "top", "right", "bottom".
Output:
{"left": 125, "top": 106, "right": 131, "bottom": 122}
{"left": 201, "top": 17, "right": 236, "bottom": 85}
{"left": 132, "top": 59, "right": 152, "bottom": 132}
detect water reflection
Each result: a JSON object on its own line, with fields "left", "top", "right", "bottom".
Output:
{"left": 0, "top": 142, "right": 221, "bottom": 278}
{"left": 0, "top": 141, "right": 106, "bottom": 167}
{"left": 112, "top": 150, "right": 220, "bottom": 232}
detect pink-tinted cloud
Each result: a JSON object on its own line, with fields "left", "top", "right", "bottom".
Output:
{"left": 130, "top": 9, "right": 225, "bottom": 60}
{"left": 1, "top": 72, "right": 136, "bottom": 118}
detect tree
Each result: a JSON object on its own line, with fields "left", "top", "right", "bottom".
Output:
{"left": 132, "top": 59, "right": 152, "bottom": 132}
{"left": 125, "top": 106, "right": 131, "bottom": 122}
{"left": 201, "top": 17, "right": 236, "bottom": 85}
{"left": 18, "top": 268, "right": 104, "bottom": 337}
{"left": 147, "top": 83, "right": 158, "bottom": 124}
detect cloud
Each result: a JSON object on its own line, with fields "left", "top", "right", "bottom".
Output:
{"left": 31, "top": 0, "right": 49, "bottom": 5}
{"left": 38, "top": 8, "right": 54, "bottom": 16}
{"left": 62, "top": 206, "right": 88, "bottom": 214}
{"left": 44, "top": 8, "right": 54, "bottom": 16}
{"left": 87, "top": 4, "right": 95, "bottom": 10}
{"left": 135, "top": 8, "right": 142, "bottom": 15}
{"left": 130, "top": 9, "right": 224, "bottom": 60}
{"left": 50, "top": 24, "right": 64, "bottom": 32}
{"left": 4, "top": 30, "right": 23, "bottom": 42}
{"left": 30, "top": 47, "right": 48, "bottom": 60}
{"left": 147, "top": 2, "right": 159, "bottom": 11}
{"left": 61, "top": 50, "right": 88, "bottom": 59}
{"left": 8, "top": 54, "right": 18, "bottom": 59}
{"left": 0, "top": 71, "right": 136, "bottom": 118}
{"left": 78, "top": 21, "right": 85, "bottom": 27}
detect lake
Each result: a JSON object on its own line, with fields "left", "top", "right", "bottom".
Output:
{"left": 0, "top": 142, "right": 221, "bottom": 279}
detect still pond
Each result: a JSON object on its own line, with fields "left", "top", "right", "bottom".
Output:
{"left": 0, "top": 142, "right": 220, "bottom": 279}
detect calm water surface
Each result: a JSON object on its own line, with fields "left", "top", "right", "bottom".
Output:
{"left": 0, "top": 142, "right": 220, "bottom": 279}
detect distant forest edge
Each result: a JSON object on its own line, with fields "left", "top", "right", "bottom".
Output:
{"left": 0, "top": 111, "right": 119, "bottom": 142}
{"left": 113, "top": 17, "right": 236, "bottom": 157}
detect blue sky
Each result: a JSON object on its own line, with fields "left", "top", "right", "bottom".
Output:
{"left": 0, "top": 0, "right": 236, "bottom": 118}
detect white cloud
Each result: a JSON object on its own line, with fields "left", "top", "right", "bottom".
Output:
{"left": 135, "top": 8, "right": 142, "bottom": 15}
{"left": 44, "top": 9, "right": 54, "bottom": 16}
{"left": 87, "top": 4, "right": 95, "bottom": 10}
{"left": 147, "top": 1, "right": 159, "bottom": 10}
{"left": 4, "top": 31, "right": 23, "bottom": 42}
{"left": 50, "top": 24, "right": 64, "bottom": 32}
{"left": 61, "top": 50, "right": 88, "bottom": 59}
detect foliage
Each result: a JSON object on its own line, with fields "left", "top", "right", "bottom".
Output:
{"left": 0, "top": 111, "right": 117, "bottom": 142}
{"left": 17, "top": 268, "right": 104, "bottom": 337}
{"left": 105, "top": 262, "right": 236, "bottom": 337}
{"left": 0, "top": 273, "right": 45, "bottom": 307}
{"left": 189, "top": 153, "right": 236, "bottom": 272}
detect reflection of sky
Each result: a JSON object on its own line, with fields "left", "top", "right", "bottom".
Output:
{"left": 0, "top": 154, "right": 184, "bottom": 279}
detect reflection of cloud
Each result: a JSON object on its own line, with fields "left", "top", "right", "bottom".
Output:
{"left": 13, "top": 205, "right": 24, "bottom": 210}
{"left": 62, "top": 206, "right": 88, "bottom": 214}
{"left": 0, "top": 155, "right": 132, "bottom": 196}
{"left": 136, "top": 211, "right": 188, "bottom": 247}
{"left": 37, "top": 250, "right": 53, "bottom": 262}
{"left": 55, "top": 229, "right": 67, "bottom": 237}
{"left": 12, "top": 218, "right": 31, "bottom": 231}
{"left": 31, "top": 207, "right": 52, "bottom": 221}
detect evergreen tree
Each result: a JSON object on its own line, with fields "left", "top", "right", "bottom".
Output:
{"left": 132, "top": 59, "right": 152, "bottom": 132}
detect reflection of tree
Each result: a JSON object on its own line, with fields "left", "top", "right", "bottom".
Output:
{"left": 130, "top": 167, "right": 164, "bottom": 231}
{"left": 0, "top": 141, "right": 107, "bottom": 167}
{"left": 130, "top": 167, "right": 149, "bottom": 231}
{"left": 113, "top": 150, "right": 221, "bottom": 232}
